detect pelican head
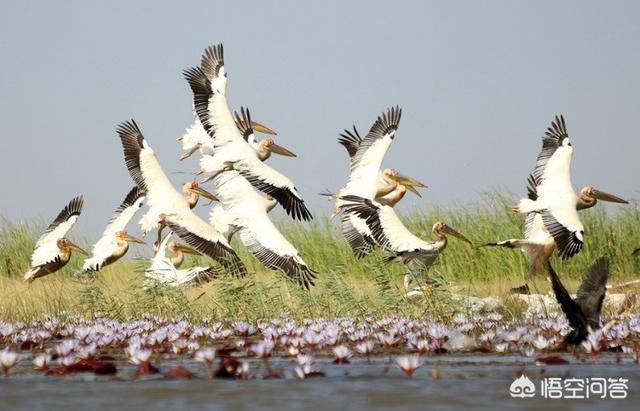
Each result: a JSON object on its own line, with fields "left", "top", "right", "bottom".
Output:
{"left": 250, "top": 121, "right": 277, "bottom": 135}
{"left": 167, "top": 242, "right": 200, "bottom": 256}
{"left": 259, "top": 138, "right": 297, "bottom": 158}
{"left": 382, "top": 168, "right": 427, "bottom": 197}
{"left": 115, "top": 230, "right": 145, "bottom": 245}
{"left": 579, "top": 186, "right": 628, "bottom": 208}
{"left": 182, "top": 181, "right": 218, "bottom": 206}
{"left": 57, "top": 238, "right": 88, "bottom": 255}
{"left": 432, "top": 222, "right": 472, "bottom": 245}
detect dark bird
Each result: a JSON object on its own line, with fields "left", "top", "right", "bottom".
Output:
{"left": 547, "top": 258, "right": 609, "bottom": 345}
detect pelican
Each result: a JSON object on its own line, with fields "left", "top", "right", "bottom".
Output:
{"left": 183, "top": 44, "right": 311, "bottom": 221}
{"left": 330, "top": 108, "right": 426, "bottom": 258}
{"left": 204, "top": 114, "right": 316, "bottom": 288}
{"left": 339, "top": 195, "right": 471, "bottom": 290}
{"left": 82, "top": 187, "right": 146, "bottom": 273}
{"left": 177, "top": 113, "right": 277, "bottom": 161}
{"left": 145, "top": 233, "right": 217, "bottom": 286}
{"left": 482, "top": 116, "right": 627, "bottom": 286}
{"left": 547, "top": 258, "right": 608, "bottom": 345}
{"left": 182, "top": 181, "right": 218, "bottom": 209}
{"left": 151, "top": 238, "right": 200, "bottom": 268}
{"left": 116, "top": 119, "right": 246, "bottom": 276}
{"left": 24, "top": 196, "right": 87, "bottom": 283}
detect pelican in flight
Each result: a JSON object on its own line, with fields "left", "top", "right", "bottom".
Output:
{"left": 482, "top": 116, "right": 627, "bottom": 286}
{"left": 145, "top": 233, "right": 217, "bottom": 287}
{"left": 181, "top": 181, "right": 218, "bottom": 209}
{"left": 24, "top": 196, "right": 87, "bottom": 283}
{"left": 177, "top": 113, "right": 278, "bottom": 161}
{"left": 205, "top": 111, "right": 316, "bottom": 288}
{"left": 116, "top": 119, "right": 246, "bottom": 276}
{"left": 547, "top": 258, "right": 609, "bottom": 345}
{"left": 183, "top": 44, "right": 311, "bottom": 221}
{"left": 330, "top": 107, "right": 426, "bottom": 257}
{"left": 339, "top": 195, "right": 471, "bottom": 290}
{"left": 152, "top": 238, "right": 200, "bottom": 268}
{"left": 82, "top": 187, "right": 146, "bottom": 273}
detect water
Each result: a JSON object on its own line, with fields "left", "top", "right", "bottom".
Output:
{"left": 2, "top": 354, "right": 638, "bottom": 411}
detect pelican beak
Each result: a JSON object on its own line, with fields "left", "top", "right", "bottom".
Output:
{"left": 269, "top": 143, "right": 297, "bottom": 157}
{"left": 389, "top": 172, "right": 427, "bottom": 197}
{"left": 67, "top": 241, "right": 89, "bottom": 256}
{"left": 593, "top": 189, "right": 629, "bottom": 204}
{"left": 175, "top": 244, "right": 200, "bottom": 255}
{"left": 442, "top": 224, "right": 472, "bottom": 245}
{"left": 179, "top": 145, "right": 201, "bottom": 161}
{"left": 123, "top": 233, "right": 146, "bottom": 245}
{"left": 251, "top": 121, "right": 277, "bottom": 135}
{"left": 190, "top": 186, "right": 219, "bottom": 202}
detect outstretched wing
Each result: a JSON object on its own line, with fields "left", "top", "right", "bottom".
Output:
{"left": 350, "top": 106, "right": 401, "bottom": 173}
{"left": 542, "top": 211, "right": 583, "bottom": 259}
{"left": 575, "top": 257, "right": 608, "bottom": 329}
{"left": 547, "top": 262, "right": 587, "bottom": 331}
{"left": 338, "top": 126, "right": 362, "bottom": 159}
{"left": 531, "top": 115, "right": 570, "bottom": 187}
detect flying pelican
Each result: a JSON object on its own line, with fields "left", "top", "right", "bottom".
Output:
{"left": 145, "top": 233, "right": 217, "bottom": 286}
{"left": 183, "top": 44, "right": 311, "bottom": 221}
{"left": 482, "top": 116, "right": 627, "bottom": 287}
{"left": 116, "top": 119, "right": 246, "bottom": 276}
{"left": 177, "top": 114, "right": 277, "bottom": 161}
{"left": 547, "top": 258, "right": 608, "bottom": 345}
{"left": 330, "top": 108, "right": 426, "bottom": 258}
{"left": 152, "top": 238, "right": 200, "bottom": 268}
{"left": 82, "top": 187, "right": 146, "bottom": 273}
{"left": 339, "top": 195, "right": 471, "bottom": 290}
{"left": 24, "top": 196, "right": 87, "bottom": 283}
{"left": 204, "top": 113, "right": 316, "bottom": 288}
{"left": 181, "top": 181, "right": 218, "bottom": 209}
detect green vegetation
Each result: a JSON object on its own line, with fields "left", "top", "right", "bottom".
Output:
{"left": 1, "top": 195, "right": 639, "bottom": 322}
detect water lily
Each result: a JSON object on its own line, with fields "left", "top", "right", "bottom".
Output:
{"left": 395, "top": 355, "right": 424, "bottom": 377}
{"left": 0, "top": 348, "right": 18, "bottom": 376}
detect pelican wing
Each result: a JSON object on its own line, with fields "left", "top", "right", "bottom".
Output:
{"left": 177, "top": 116, "right": 214, "bottom": 158}
{"left": 337, "top": 126, "right": 362, "bottom": 159}
{"left": 542, "top": 210, "right": 583, "bottom": 259}
{"left": 531, "top": 115, "right": 571, "bottom": 187}
{"left": 548, "top": 262, "right": 587, "bottom": 331}
{"left": 82, "top": 187, "right": 145, "bottom": 272}
{"left": 31, "top": 196, "right": 83, "bottom": 267}
{"left": 341, "top": 212, "right": 376, "bottom": 258}
{"left": 238, "top": 221, "right": 316, "bottom": 289}
{"left": 350, "top": 106, "right": 401, "bottom": 173}
{"left": 166, "top": 220, "right": 246, "bottom": 277}
{"left": 575, "top": 257, "right": 608, "bottom": 329}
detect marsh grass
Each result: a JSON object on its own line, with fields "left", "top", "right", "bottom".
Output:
{"left": 1, "top": 194, "right": 639, "bottom": 322}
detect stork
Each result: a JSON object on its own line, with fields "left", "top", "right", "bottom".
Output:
{"left": 116, "top": 119, "right": 246, "bottom": 276}
{"left": 82, "top": 186, "right": 146, "bottom": 273}
{"left": 24, "top": 196, "right": 87, "bottom": 283}
{"left": 183, "top": 44, "right": 311, "bottom": 221}
{"left": 339, "top": 195, "right": 471, "bottom": 290}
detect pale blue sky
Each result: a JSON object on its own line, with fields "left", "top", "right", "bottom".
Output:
{"left": 1, "top": 1, "right": 638, "bottom": 238}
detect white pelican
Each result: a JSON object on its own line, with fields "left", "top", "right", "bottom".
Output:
{"left": 183, "top": 44, "right": 311, "bottom": 221}
{"left": 82, "top": 187, "right": 146, "bottom": 273}
{"left": 177, "top": 113, "right": 277, "bottom": 161}
{"left": 181, "top": 181, "right": 218, "bottom": 209}
{"left": 330, "top": 108, "right": 426, "bottom": 257}
{"left": 24, "top": 196, "right": 87, "bottom": 283}
{"left": 482, "top": 116, "right": 627, "bottom": 282}
{"left": 151, "top": 238, "right": 200, "bottom": 268}
{"left": 339, "top": 195, "right": 471, "bottom": 290}
{"left": 512, "top": 115, "right": 585, "bottom": 259}
{"left": 116, "top": 119, "right": 246, "bottom": 276}
{"left": 145, "top": 233, "right": 217, "bottom": 286}
{"left": 207, "top": 114, "right": 316, "bottom": 288}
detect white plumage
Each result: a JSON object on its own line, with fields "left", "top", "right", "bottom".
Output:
{"left": 145, "top": 234, "right": 217, "bottom": 286}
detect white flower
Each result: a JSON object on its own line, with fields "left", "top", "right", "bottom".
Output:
{"left": 194, "top": 347, "right": 216, "bottom": 364}
{"left": 332, "top": 345, "right": 352, "bottom": 363}
{"left": 355, "top": 341, "right": 375, "bottom": 356}
{"left": 395, "top": 355, "right": 424, "bottom": 377}
{"left": 251, "top": 340, "right": 275, "bottom": 358}
{"left": 0, "top": 349, "right": 18, "bottom": 373}
{"left": 532, "top": 335, "right": 549, "bottom": 350}
{"left": 32, "top": 354, "right": 51, "bottom": 370}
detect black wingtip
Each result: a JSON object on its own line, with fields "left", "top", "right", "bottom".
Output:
{"left": 201, "top": 44, "right": 225, "bottom": 79}
{"left": 370, "top": 106, "right": 402, "bottom": 137}
{"left": 234, "top": 106, "right": 253, "bottom": 140}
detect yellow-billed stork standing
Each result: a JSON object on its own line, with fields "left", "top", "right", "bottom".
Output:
{"left": 183, "top": 44, "right": 311, "bottom": 221}
{"left": 482, "top": 116, "right": 628, "bottom": 284}
{"left": 116, "top": 119, "right": 246, "bottom": 276}
{"left": 206, "top": 113, "right": 316, "bottom": 288}
{"left": 82, "top": 187, "right": 146, "bottom": 273}
{"left": 145, "top": 233, "right": 217, "bottom": 286}
{"left": 24, "top": 196, "right": 87, "bottom": 283}
{"left": 339, "top": 195, "right": 471, "bottom": 290}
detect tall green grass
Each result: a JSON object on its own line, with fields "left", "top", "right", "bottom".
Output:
{"left": 1, "top": 194, "right": 638, "bottom": 321}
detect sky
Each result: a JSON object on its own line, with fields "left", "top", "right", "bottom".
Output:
{"left": 1, "top": 1, "right": 639, "bottom": 240}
